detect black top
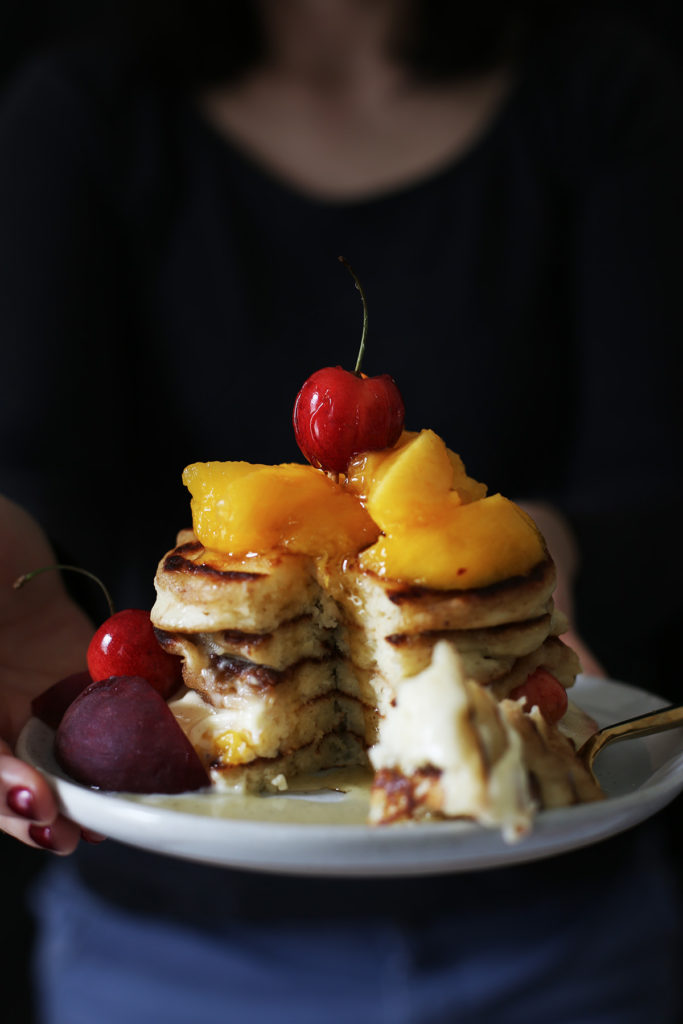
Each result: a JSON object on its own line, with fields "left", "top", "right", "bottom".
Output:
{"left": 1, "top": 16, "right": 682, "bottom": 916}
{"left": 1, "top": 17, "right": 681, "bottom": 688}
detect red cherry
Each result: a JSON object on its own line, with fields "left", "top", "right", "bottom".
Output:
{"left": 294, "top": 366, "right": 405, "bottom": 474}
{"left": 14, "top": 565, "right": 184, "bottom": 702}
{"left": 293, "top": 257, "right": 405, "bottom": 474}
{"left": 87, "top": 609, "right": 183, "bottom": 700}
{"left": 509, "top": 668, "right": 569, "bottom": 725}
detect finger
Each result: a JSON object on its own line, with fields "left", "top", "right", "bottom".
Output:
{"left": 0, "top": 740, "right": 107, "bottom": 850}
{"left": 0, "top": 743, "right": 60, "bottom": 825}
{"left": 80, "top": 827, "right": 107, "bottom": 844}
{"left": 0, "top": 809, "right": 82, "bottom": 854}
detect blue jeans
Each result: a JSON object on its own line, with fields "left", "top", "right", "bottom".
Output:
{"left": 31, "top": 825, "right": 682, "bottom": 1024}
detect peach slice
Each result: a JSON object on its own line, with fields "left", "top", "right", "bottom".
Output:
{"left": 349, "top": 429, "right": 487, "bottom": 530}
{"left": 183, "top": 461, "right": 378, "bottom": 558}
{"left": 359, "top": 494, "right": 546, "bottom": 589}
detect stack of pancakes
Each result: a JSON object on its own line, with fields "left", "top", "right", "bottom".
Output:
{"left": 152, "top": 532, "right": 371, "bottom": 792}
{"left": 151, "top": 527, "right": 602, "bottom": 836}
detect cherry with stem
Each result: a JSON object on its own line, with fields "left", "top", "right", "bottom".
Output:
{"left": 293, "top": 257, "right": 405, "bottom": 475}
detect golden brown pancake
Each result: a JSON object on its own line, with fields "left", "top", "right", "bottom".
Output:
{"left": 151, "top": 532, "right": 599, "bottom": 838}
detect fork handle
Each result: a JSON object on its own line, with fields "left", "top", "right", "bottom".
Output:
{"left": 579, "top": 703, "right": 683, "bottom": 767}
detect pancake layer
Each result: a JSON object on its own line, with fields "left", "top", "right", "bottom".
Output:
{"left": 151, "top": 535, "right": 601, "bottom": 837}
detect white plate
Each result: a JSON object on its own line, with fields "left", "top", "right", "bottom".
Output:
{"left": 17, "top": 676, "right": 683, "bottom": 877}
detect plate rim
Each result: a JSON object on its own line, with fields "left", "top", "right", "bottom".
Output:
{"left": 16, "top": 674, "right": 683, "bottom": 876}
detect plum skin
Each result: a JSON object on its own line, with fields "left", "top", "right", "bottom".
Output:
{"left": 55, "top": 675, "right": 208, "bottom": 794}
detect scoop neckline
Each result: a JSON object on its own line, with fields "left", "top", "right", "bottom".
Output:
{"left": 187, "top": 72, "right": 525, "bottom": 212}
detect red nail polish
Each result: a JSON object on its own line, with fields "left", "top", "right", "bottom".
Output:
{"left": 28, "top": 824, "right": 57, "bottom": 850}
{"left": 6, "top": 786, "right": 36, "bottom": 819}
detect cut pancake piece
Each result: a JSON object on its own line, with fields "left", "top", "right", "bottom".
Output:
{"left": 368, "top": 642, "right": 536, "bottom": 839}
{"left": 369, "top": 642, "right": 602, "bottom": 839}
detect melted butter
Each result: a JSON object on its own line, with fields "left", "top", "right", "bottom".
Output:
{"left": 124, "top": 766, "right": 373, "bottom": 825}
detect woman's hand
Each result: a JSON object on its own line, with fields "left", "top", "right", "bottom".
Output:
{"left": 0, "top": 496, "right": 97, "bottom": 852}
{"left": 519, "top": 501, "right": 606, "bottom": 678}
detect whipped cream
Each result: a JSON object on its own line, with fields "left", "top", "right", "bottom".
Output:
{"left": 369, "top": 641, "right": 536, "bottom": 841}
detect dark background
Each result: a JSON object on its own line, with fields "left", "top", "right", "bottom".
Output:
{"left": 1, "top": 2, "right": 682, "bottom": 1022}
{"left": 1, "top": 0, "right": 682, "bottom": 91}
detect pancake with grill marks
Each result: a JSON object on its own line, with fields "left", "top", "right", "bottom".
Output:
{"left": 152, "top": 537, "right": 349, "bottom": 789}
{"left": 151, "top": 533, "right": 333, "bottom": 635}
{"left": 326, "top": 554, "right": 581, "bottom": 700}
{"left": 151, "top": 534, "right": 591, "bottom": 805}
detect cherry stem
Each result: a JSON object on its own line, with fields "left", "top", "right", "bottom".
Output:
{"left": 338, "top": 256, "right": 368, "bottom": 376}
{"left": 13, "top": 564, "right": 115, "bottom": 618}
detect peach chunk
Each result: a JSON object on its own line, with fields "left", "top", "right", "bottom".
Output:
{"left": 359, "top": 494, "right": 546, "bottom": 589}
{"left": 345, "top": 430, "right": 447, "bottom": 510}
{"left": 183, "top": 461, "right": 378, "bottom": 557}
{"left": 447, "top": 450, "right": 488, "bottom": 504}
{"left": 344, "top": 430, "right": 413, "bottom": 501}
{"left": 347, "top": 429, "right": 487, "bottom": 530}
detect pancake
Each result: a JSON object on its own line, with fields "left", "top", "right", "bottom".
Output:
{"left": 152, "top": 534, "right": 332, "bottom": 634}
{"left": 152, "top": 533, "right": 599, "bottom": 837}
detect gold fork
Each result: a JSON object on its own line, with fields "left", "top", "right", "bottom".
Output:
{"left": 577, "top": 703, "right": 683, "bottom": 772}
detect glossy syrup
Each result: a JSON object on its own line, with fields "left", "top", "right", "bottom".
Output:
{"left": 127, "top": 766, "right": 374, "bottom": 825}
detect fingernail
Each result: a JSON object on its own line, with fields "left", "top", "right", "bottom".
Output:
{"left": 6, "top": 786, "right": 37, "bottom": 819}
{"left": 80, "top": 828, "right": 105, "bottom": 845}
{"left": 28, "top": 824, "right": 58, "bottom": 850}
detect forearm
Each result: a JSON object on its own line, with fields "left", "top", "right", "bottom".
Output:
{"left": 0, "top": 496, "right": 93, "bottom": 744}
